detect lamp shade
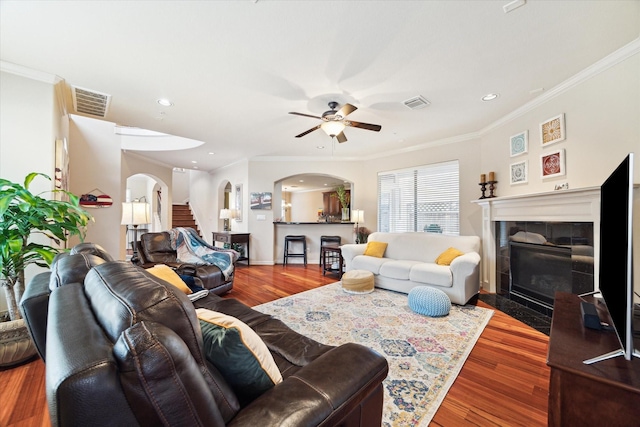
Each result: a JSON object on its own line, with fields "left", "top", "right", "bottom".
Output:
{"left": 121, "top": 202, "right": 150, "bottom": 226}
{"left": 219, "top": 209, "right": 232, "bottom": 219}
{"left": 321, "top": 121, "right": 346, "bottom": 137}
{"left": 351, "top": 209, "right": 364, "bottom": 223}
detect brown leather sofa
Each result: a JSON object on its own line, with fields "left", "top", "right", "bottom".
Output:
{"left": 136, "top": 230, "right": 234, "bottom": 295}
{"left": 19, "top": 243, "right": 114, "bottom": 361}
{"left": 42, "top": 244, "right": 388, "bottom": 426}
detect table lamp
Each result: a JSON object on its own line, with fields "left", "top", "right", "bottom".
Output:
{"left": 220, "top": 209, "right": 232, "bottom": 231}
{"left": 121, "top": 201, "right": 150, "bottom": 255}
{"left": 351, "top": 209, "right": 365, "bottom": 243}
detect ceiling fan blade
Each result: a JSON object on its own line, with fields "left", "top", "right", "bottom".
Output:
{"left": 295, "top": 125, "right": 321, "bottom": 138}
{"left": 346, "top": 120, "right": 382, "bottom": 132}
{"left": 289, "top": 112, "right": 323, "bottom": 120}
{"left": 336, "top": 132, "right": 347, "bottom": 143}
{"left": 336, "top": 103, "right": 357, "bottom": 118}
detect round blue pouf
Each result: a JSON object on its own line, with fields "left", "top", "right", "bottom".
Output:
{"left": 408, "top": 286, "right": 451, "bottom": 317}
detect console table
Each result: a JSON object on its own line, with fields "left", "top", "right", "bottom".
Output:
{"left": 213, "top": 232, "right": 250, "bottom": 266}
{"left": 547, "top": 292, "right": 640, "bottom": 426}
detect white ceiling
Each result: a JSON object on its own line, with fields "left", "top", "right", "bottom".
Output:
{"left": 1, "top": 1, "right": 638, "bottom": 172}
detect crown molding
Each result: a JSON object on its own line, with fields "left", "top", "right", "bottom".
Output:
{"left": 358, "top": 37, "right": 640, "bottom": 162}
{"left": 480, "top": 37, "right": 640, "bottom": 134}
{"left": 0, "top": 61, "right": 62, "bottom": 84}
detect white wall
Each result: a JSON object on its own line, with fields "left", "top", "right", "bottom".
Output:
{"left": 0, "top": 71, "right": 65, "bottom": 313}
{"left": 290, "top": 191, "right": 324, "bottom": 222}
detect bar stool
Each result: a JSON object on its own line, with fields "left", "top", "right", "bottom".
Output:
{"left": 283, "top": 235, "right": 307, "bottom": 266}
{"left": 319, "top": 235, "right": 341, "bottom": 264}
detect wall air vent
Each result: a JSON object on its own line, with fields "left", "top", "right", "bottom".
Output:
{"left": 71, "top": 86, "right": 111, "bottom": 117}
{"left": 403, "top": 95, "right": 431, "bottom": 110}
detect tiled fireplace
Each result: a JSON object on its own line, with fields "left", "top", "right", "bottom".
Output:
{"left": 473, "top": 187, "right": 600, "bottom": 312}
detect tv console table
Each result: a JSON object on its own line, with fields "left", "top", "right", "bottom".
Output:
{"left": 547, "top": 292, "right": 640, "bottom": 426}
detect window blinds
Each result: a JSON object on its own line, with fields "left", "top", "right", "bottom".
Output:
{"left": 377, "top": 160, "right": 460, "bottom": 234}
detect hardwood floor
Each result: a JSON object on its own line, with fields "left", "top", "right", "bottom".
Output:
{"left": 0, "top": 265, "right": 550, "bottom": 426}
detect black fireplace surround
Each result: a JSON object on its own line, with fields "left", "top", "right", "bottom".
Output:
{"left": 496, "top": 221, "right": 594, "bottom": 315}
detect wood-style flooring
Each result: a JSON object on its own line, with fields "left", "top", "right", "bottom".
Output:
{"left": 0, "top": 264, "right": 550, "bottom": 426}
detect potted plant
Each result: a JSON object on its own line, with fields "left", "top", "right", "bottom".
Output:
{"left": 334, "top": 185, "right": 350, "bottom": 221}
{"left": 0, "top": 173, "right": 91, "bottom": 321}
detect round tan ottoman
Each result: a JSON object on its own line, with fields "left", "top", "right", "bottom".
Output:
{"left": 341, "top": 269, "right": 374, "bottom": 294}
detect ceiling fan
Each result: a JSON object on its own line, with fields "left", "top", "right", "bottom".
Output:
{"left": 289, "top": 101, "right": 381, "bottom": 143}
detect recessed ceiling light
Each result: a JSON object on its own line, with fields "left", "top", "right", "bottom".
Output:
{"left": 481, "top": 93, "right": 499, "bottom": 101}
{"left": 208, "top": 152, "right": 214, "bottom": 155}
{"left": 191, "top": 160, "right": 197, "bottom": 164}
{"left": 157, "top": 99, "right": 173, "bottom": 107}
{"left": 299, "top": 180, "right": 304, "bottom": 183}
{"left": 317, "top": 146, "right": 325, "bottom": 149}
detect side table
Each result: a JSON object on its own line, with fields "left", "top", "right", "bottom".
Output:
{"left": 213, "top": 232, "right": 250, "bottom": 266}
{"left": 321, "top": 245, "right": 343, "bottom": 278}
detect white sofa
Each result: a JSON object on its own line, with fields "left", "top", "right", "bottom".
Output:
{"left": 341, "top": 232, "right": 481, "bottom": 305}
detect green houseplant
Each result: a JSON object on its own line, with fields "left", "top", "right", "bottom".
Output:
{"left": 334, "top": 185, "right": 350, "bottom": 221}
{"left": 0, "top": 173, "right": 91, "bottom": 321}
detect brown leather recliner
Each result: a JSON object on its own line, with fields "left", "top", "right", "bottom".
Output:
{"left": 19, "top": 243, "right": 114, "bottom": 362}
{"left": 45, "top": 255, "right": 389, "bottom": 426}
{"left": 136, "top": 231, "right": 233, "bottom": 295}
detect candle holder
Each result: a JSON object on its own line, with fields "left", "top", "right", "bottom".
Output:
{"left": 487, "top": 180, "right": 497, "bottom": 198}
{"left": 478, "top": 182, "right": 488, "bottom": 199}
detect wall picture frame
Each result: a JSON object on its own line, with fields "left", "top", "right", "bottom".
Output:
{"left": 250, "top": 192, "right": 272, "bottom": 210}
{"left": 510, "top": 160, "right": 528, "bottom": 185}
{"left": 54, "top": 138, "right": 69, "bottom": 200}
{"left": 509, "top": 130, "right": 528, "bottom": 157}
{"left": 234, "top": 184, "right": 243, "bottom": 222}
{"left": 541, "top": 149, "right": 566, "bottom": 179}
{"left": 540, "top": 113, "right": 565, "bottom": 146}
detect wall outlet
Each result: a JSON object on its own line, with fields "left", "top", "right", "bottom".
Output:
{"left": 554, "top": 182, "right": 569, "bottom": 190}
{"left": 257, "top": 214, "right": 266, "bottom": 221}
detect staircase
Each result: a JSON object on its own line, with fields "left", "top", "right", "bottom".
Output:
{"left": 172, "top": 204, "right": 200, "bottom": 235}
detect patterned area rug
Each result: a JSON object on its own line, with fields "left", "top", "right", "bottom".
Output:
{"left": 254, "top": 282, "right": 494, "bottom": 426}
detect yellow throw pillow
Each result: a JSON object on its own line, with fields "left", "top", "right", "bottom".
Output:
{"left": 146, "top": 264, "right": 193, "bottom": 294}
{"left": 435, "top": 247, "right": 464, "bottom": 266}
{"left": 363, "top": 241, "right": 388, "bottom": 258}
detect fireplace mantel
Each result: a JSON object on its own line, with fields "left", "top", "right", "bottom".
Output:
{"left": 471, "top": 187, "right": 600, "bottom": 293}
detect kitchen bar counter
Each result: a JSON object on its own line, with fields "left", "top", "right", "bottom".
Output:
{"left": 274, "top": 222, "right": 355, "bottom": 265}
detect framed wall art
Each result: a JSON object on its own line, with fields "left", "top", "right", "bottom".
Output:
{"left": 540, "top": 113, "right": 565, "bottom": 146}
{"left": 250, "top": 192, "right": 272, "bottom": 210}
{"left": 510, "top": 160, "right": 528, "bottom": 185}
{"left": 234, "top": 184, "right": 243, "bottom": 222}
{"left": 509, "top": 130, "right": 528, "bottom": 157}
{"left": 540, "top": 149, "right": 565, "bottom": 179}
{"left": 54, "top": 138, "right": 69, "bottom": 200}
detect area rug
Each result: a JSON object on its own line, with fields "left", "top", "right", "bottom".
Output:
{"left": 254, "top": 282, "right": 494, "bottom": 427}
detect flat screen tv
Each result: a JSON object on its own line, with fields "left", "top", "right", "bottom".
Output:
{"left": 585, "top": 152, "right": 638, "bottom": 364}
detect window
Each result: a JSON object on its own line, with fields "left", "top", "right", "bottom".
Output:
{"left": 378, "top": 160, "right": 459, "bottom": 234}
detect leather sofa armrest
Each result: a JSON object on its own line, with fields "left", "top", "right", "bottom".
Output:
{"left": 228, "top": 342, "right": 388, "bottom": 426}
{"left": 19, "top": 271, "right": 52, "bottom": 361}
{"left": 340, "top": 244, "right": 367, "bottom": 271}
{"left": 175, "top": 263, "right": 226, "bottom": 290}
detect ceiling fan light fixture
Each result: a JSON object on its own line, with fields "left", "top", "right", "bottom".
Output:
{"left": 321, "top": 121, "right": 346, "bottom": 137}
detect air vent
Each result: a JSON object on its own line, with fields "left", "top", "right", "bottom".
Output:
{"left": 403, "top": 95, "right": 430, "bottom": 110}
{"left": 71, "top": 86, "right": 111, "bottom": 117}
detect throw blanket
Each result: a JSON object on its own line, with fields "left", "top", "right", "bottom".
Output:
{"left": 169, "top": 227, "right": 238, "bottom": 280}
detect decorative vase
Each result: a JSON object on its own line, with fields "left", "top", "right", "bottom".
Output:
{"left": 342, "top": 207, "right": 349, "bottom": 222}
